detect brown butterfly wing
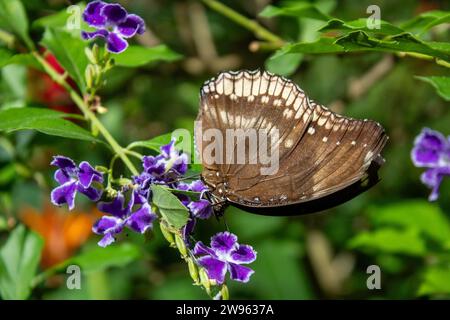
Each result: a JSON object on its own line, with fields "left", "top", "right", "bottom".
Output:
{"left": 196, "top": 70, "right": 388, "bottom": 215}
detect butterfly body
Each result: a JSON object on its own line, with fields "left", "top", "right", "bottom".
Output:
{"left": 195, "top": 70, "right": 387, "bottom": 216}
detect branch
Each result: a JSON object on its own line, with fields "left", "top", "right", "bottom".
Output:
{"left": 32, "top": 51, "right": 139, "bottom": 176}
{"left": 201, "top": 0, "right": 284, "bottom": 46}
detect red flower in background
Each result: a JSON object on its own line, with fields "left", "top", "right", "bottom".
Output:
{"left": 28, "top": 49, "right": 80, "bottom": 115}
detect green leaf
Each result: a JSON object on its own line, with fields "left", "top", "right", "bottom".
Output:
{"left": 0, "top": 48, "right": 41, "bottom": 70}
{"left": 280, "top": 38, "right": 346, "bottom": 56}
{"left": 415, "top": 76, "right": 450, "bottom": 101}
{"left": 401, "top": 10, "right": 450, "bottom": 34}
{"left": 0, "top": 47, "right": 12, "bottom": 66}
{"left": 0, "top": 107, "right": 100, "bottom": 143}
{"left": 369, "top": 200, "right": 450, "bottom": 245}
{"left": 335, "top": 31, "right": 450, "bottom": 62}
{"left": 127, "top": 133, "right": 173, "bottom": 153}
{"left": 418, "top": 266, "right": 450, "bottom": 296}
{"left": 319, "top": 18, "right": 405, "bottom": 36}
{"left": 114, "top": 45, "right": 182, "bottom": 68}
{"left": 259, "top": 3, "right": 330, "bottom": 21}
{"left": 265, "top": 52, "right": 303, "bottom": 77}
{"left": 237, "top": 239, "right": 313, "bottom": 299}
{"left": 348, "top": 228, "right": 426, "bottom": 256}
{"left": 41, "top": 28, "right": 89, "bottom": 93}
{"left": 0, "top": 0, "right": 33, "bottom": 49}
{"left": 33, "top": 3, "right": 85, "bottom": 29}
{"left": 0, "top": 225, "right": 43, "bottom": 300}
{"left": 151, "top": 185, "right": 189, "bottom": 229}
{"left": 68, "top": 243, "right": 141, "bottom": 273}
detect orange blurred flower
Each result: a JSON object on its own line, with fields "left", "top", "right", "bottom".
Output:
{"left": 20, "top": 202, "right": 99, "bottom": 268}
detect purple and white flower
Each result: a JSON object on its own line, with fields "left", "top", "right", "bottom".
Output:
{"left": 50, "top": 156, "right": 103, "bottom": 210}
{"left": 411, "top": 128, "right": 450, "bottom": 201}
{"left": 81, "top": 1, "right": 146, "bottom": 53}
{"left": 194, "top": 232, "right": 257, "bottom": 284}
{"left": 93, "top": 191, "right": 157, "bottom": 247}
{"left": 141, "top": 139, "right": 188, "bottom": 183}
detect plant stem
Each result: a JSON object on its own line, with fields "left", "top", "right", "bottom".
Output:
{"left": 201, "top": 0, "right": 284, "bottom": 46}
{"left": 32, "top": 51, "right": 139, "bottom": 176}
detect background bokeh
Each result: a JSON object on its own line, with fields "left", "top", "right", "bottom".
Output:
{"left": 0, "top": 0, "right": 449, "bottom": 299}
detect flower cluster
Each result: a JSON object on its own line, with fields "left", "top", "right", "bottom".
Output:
{"left": 50, "top": 140, "right": 257, "bottom": 288}
{"left": 411, "top": 128, "right": 450, "bottom": 201}
{"left": 81, "top": 1, "right": 145, "bottom": 53}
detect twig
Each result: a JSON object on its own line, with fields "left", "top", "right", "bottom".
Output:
{"left": 201, "top": 0, "right": 284, "bottom": 46}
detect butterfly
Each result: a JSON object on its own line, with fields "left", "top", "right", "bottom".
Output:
{"left": 194, "top": 70, "right": 388, "bottom": 216}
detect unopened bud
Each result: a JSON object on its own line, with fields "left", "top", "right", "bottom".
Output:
{"left": 92, "top": 44, "right": 101, "bottom": 63}
{"left": 95, "top": 105, "right": 108, "bottom": 114}
{"left": 85, "top": 47, "right": 96, "bottom": 64}
{"left": 199, "top": 268, "right": 211, "bottom": 294}
{"left": 95, "top": 165, "right": 109, "bottom": 173}
{"left": 221, "top": 284, "right": 229, "bottom": 300}
{"left": 175, "top": 234, "right": 187, "bottom": 257}
{"left": 160, "top": 223, "right": 175, "bottom": 247}
{"left": 85, "top": 64, "right": 95, "bottom": 88}
{"left": 187, "top": 258, "right": 200, "bottom": 284}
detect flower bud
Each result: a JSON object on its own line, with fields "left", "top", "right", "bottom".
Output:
{"left": 92, "top": 44, "right": 101, "bottom": 63}
{"left": 221, "top": 284, "right": 229, "bottom": 300}
{"left": 85, "top": 64, "right": 95, "bottom": 89}
{"left": 159, "top": 222, "right": 175, "bottom": 247}
{"left": 187, "top": 258, "right": 200, "bottom": 284}
{"left": 199, "top": 268, "right": 211, "bottom": 294}
{"left": 175, "top": 234, "right": 187, "bottom": 257}
{"left": 85, "top": 47, "right": 96, "bottom": 64}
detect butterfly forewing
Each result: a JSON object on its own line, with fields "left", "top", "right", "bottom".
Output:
{"left": 196, "top": 70, "right": 387, "bottom": 215}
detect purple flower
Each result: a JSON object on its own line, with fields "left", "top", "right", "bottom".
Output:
{"left": 141, "top": 140, "right": 188, "bottom": 182}
{"left": 188, "top": 200, "right": 213, "bottom": 219}
{"left": 50, "top": 156, "right": 103, "bottom": 210}
{"left": 194, "top": 232, "right": 257, "bottom": 284}
{"left": 94, "top": 191, "right": 157, "bottom": 247}
{"left": 411, "top": 128, "right": 450, "bottom": 201}
{"left": 81, "top": 1, "right": 146, "bottom": 53}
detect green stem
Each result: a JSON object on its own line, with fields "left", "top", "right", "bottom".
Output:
{"left": 201, "top": 0, "right": 284, "bottom": 45}
{"left": 32, "top": 51, "right": 139, "bottom": 176}
{"left": 32, "top": 261, "right": 69, "bottom": 288}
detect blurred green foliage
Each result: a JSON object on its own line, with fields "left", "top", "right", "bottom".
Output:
{"left": 0, "top": 0, "right": 449, "bottom": 300}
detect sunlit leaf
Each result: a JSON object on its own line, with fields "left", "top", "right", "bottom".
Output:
{"left": 127, "top": 133, "right": 173, "bottom": 153}
{"left": 319, "top": 18, "right": 405, "bottom": 36}
{"left": 41, "top": 28, "right": 89, "bottom": 93}
{"left": 0, "top": 225, "right": 43, "bottom": 300}
{"left": 114, "top": 45, "right": 182, "bottom": 68}
{"left": 368, "top": 200, "right": 450, "bottom": 245}
{"left": 415, "top": 76, "right": 450, "bottom": 101}
{"left": 277, "top": 38, "right": 345, "bottom": 57}
{"left": 0, "top": 107, "right": 100, "bottom": 143}
{"left": 151, "top": 185, "right": 189, "bottom": 229}
{"left": 348, "top": 228, "right": 426, "bottom": 256}
{"left": 418, "top": 266, "right": 450, "bottom": 296}
{"left": 335, "top": 31, "right": 450, "bottom": 62}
